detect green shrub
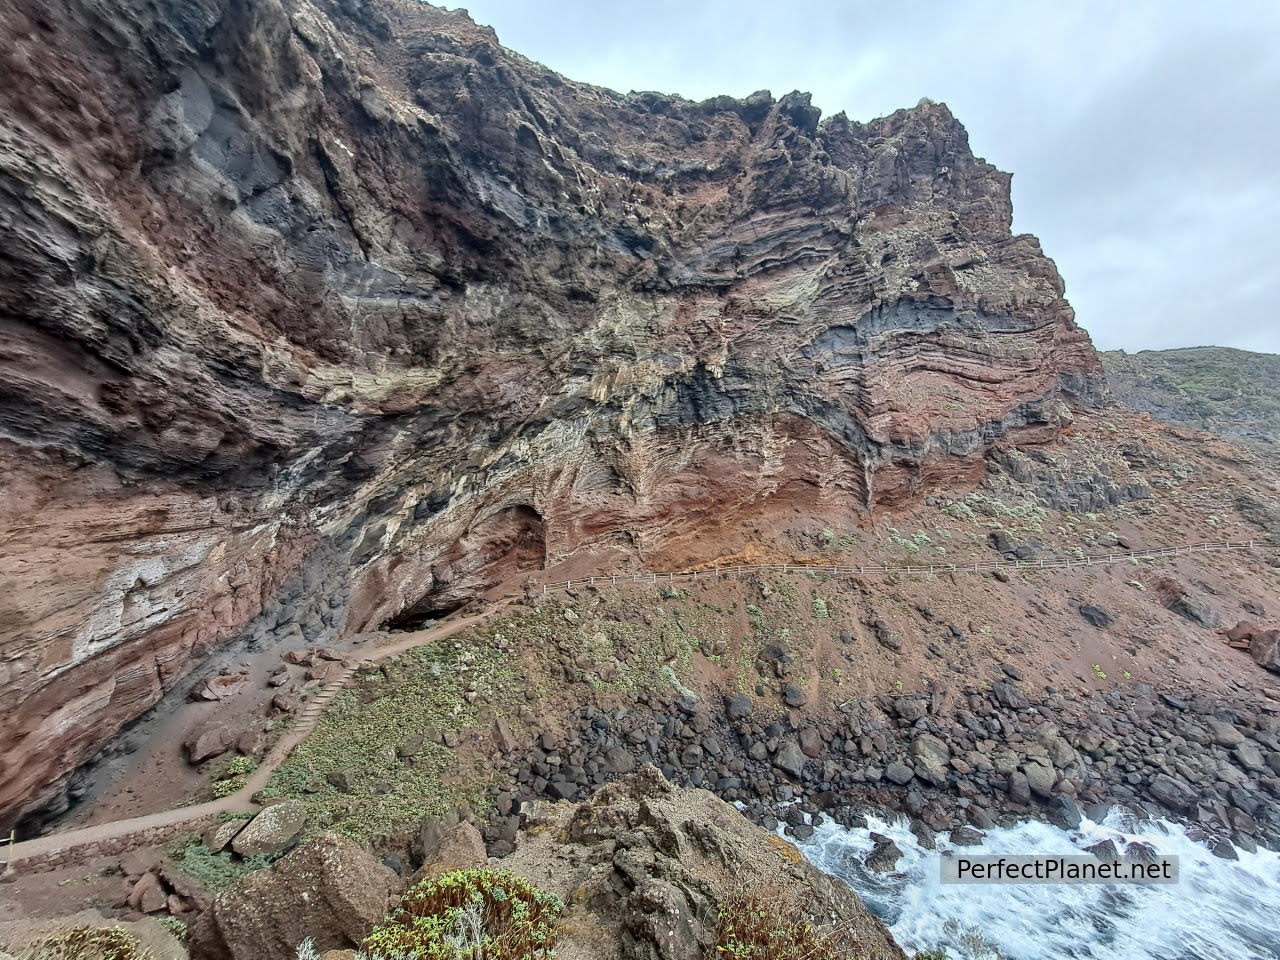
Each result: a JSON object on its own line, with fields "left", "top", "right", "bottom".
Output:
{"left": 210, "top": 755, "right": 259, "bottom": 798}
{"left": 224, "top": 755, "right": 258, "bottom": 777}
{"left": 709, "top": 888, "right": 860, "bottom": 959}
{"left": 362, "top": 869, "right": 561, "bottom": 959}
{"left": 14, "top": 927, "right": 152, "bottom": 960}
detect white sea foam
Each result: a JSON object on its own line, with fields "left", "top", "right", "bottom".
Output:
{"left": 797, "top": 809, "right": 1280, "bottom": 960}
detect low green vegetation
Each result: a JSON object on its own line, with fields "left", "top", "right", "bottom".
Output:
{"left": 8, "top": 927, "right": 153, "bottom": 960}
{"left": 709, "top": 888, "right": 865, "bottom": 959}
{"left": 211, "top": 755, "right": 258, "bottom": 798}
{"left": 360, "top": 869, "right": 562, "bottom": 960}
{"left": 259, "top": 575, "right": 849, "bottom": 842}
{"left": 170, "top": 834, "right": 271, "bottom": 891}
{"left": 260, "top": 634, "right": 513, "bottom": 841}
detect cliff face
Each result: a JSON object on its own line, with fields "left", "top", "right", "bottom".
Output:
{"left": 0, "top": 0, "right": 1101, "bottom": 825}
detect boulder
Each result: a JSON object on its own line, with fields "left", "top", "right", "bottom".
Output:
{"left": 236, "top": 730, "right": 267, "bottom": 758}
{"left": 798, "top": 728, "right": 824, "bottom": 759}
{"left": 1234, "top": 741, "right": 1266, "bottom": 773}
{"left": 1147, "top": 774, "right": 1198, "bottom": 813}
{"left": 773, "top": 741, "right": 807, "bottom": 779}
{"left": 884, "top": 762, "right": 915, "bottom": 786}
{"left": 909, "top": 734, "right": 951, "bottom": 785}
{"left": 188, "top": 833, "right": 397, "bottom": 960}
{"left": 948, "top": 826, "right": 984, "bottom": 846}
{"left": 127, "top": 871, "right": 168, "bottom": 914}
{"left": 326, "top": 770, "right": 356, "bottom": 794}
{"left": 1085, "top": 839, "right": 1120, "bottom": 863}
{"left": 1249, "top": 629, "right": 1280, "bottom": 673}
{"left": 417, "top": 822, "right": 487, "bottom": 879}
{"left": 203, "top": 819, "right": 248, "bottom": 854}
{"left": 604, "top": 747, "right": 636, "bottom": 774}
{"left": 231, "top": 802, "right": 308, "bottom": 857}
{"left": 625, "top": 876, "right": 709, "bottom": 960}
{"left": 1007, "top": 771, "right": 1032, "bottom": 805}
{"left": 119, "top": 847, "right": 166, "bottom": 879}
{"left": 1078, "top": 605, "right": 1113, "bottom": 628}
{"left": 492, "top": 718, "right": 518, "bottom": 753}
{"left": 1223, "top": 620, "right": 1262, "bottom": 644}
{"left": 1206, "top": 719, "right": 1245, "bottom": 748}
{"left": 191, "top": 673, "right": 249, "bottom": 702}
{"left": 724, "top": 694, "right": 753, "bottom": 721}
{"left": 893, "top": 697, "right": 927, "bottom": 723}
{"left": 782, "top": 684, "right": 808, "bottom": 708}
{"left": 991, "top": 681, "right": 1028, "bottom": 710}
{"left": 1021, "top": 762, "right": 1056, "bottom": 799}
{"left": 872, "top": 619, "right": 903, "bottom": 652}
{"left": 184, "top": 725, "right": 237, "bottom": 764}
{"left": 866, "top": 835, "right": 904, "bottom": 873}
{"left": 1048, "top": 796, "right": 1083, "bottom": 829}
{"left": 1167, "top": 591, "right": 1217, "bottom": 628}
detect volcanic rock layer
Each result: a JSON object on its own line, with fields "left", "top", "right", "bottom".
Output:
{"left": 0, "top": 0, "right": 1101, "bottom": 826}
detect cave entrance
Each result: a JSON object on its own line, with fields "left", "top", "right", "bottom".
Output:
{"left": 470, "top": 504, "right": 547, "bottom": 579}
{"left": 382, "top": 505, "right": 546, "bottom": 631}
{"left": 383, "top": 595, "right": 470, "bottom": 631}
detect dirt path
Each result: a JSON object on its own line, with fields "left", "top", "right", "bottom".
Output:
{"left": 0, "top": 608, "right": 502, "bottom": 865}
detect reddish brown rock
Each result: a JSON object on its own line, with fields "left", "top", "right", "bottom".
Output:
{"left": 0, "top": 0, "right": 1102, "bottom": 826}
{"left": 191, "top": 673, "right": 249, "bottom": 702}
{"left": 415, "top": 822, "right": 487, "bottom": 881}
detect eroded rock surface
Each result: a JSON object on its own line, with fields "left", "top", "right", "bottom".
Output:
{"left": 502, "top": 766, "right": 906, "bottom": 960}
{"left": 0, "top": 0, "right": 1101, "bottom": 825}
{"left": 188, "top": 833, "right": 398, "bottom": 960}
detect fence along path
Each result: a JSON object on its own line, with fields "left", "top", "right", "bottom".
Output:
{"left": 2, "top": 540, "right": 1272, "bottom": 867}
{"left": 540, "top": 539, "right": 1275, "bottom": 594}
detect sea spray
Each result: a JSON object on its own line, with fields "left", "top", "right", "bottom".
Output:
{"left": 797, "top": 809, "right": 1280, "bottom": 960}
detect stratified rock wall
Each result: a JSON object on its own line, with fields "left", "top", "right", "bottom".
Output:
{"left": 0, "top": 0, "right": 1102, "bottom": 825}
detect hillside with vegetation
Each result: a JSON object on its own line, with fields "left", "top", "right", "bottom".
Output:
{"left": 1102, "top": 347, "right": 1280, "bottom": 453}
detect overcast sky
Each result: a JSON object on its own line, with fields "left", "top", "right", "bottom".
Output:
{"left": 455, "top": 0, "right": 1280, "bottom": 353}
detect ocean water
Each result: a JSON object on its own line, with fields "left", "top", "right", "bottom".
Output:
{"left": 796, "top": 810, "right": 1280, "bottom": 960}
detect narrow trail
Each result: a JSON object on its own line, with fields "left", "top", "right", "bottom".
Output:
{"left": 2, "top": 540, "right": 1273, "bottom": 866}
{"left": 0, "top": 609, "right": 500, "bottom": 865}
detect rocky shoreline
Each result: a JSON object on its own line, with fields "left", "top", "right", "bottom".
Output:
{"left": 478, "top": 672, "right": 1280, "bottom": 859}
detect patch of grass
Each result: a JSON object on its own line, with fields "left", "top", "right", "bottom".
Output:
{"left": 362, "top": 869, "right": 562, "bottom": 959}
{"left": 963, "top": 492, "right": 1048, "bottom": 534}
